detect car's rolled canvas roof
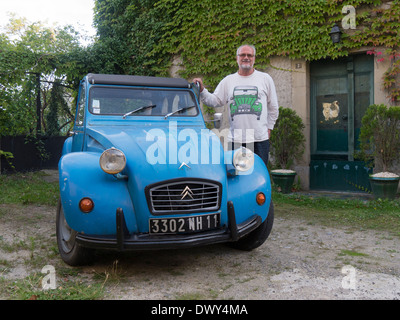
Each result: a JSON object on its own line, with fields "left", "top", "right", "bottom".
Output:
{"left": 86, "top": 73, "right": 190, "bottom": 88}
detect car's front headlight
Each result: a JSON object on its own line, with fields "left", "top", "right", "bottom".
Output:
{"left": 233, "top": 147, "right": 254, "bottom": 172}
{"left": 99, "top": 148, "right": 126, "bottom": 174}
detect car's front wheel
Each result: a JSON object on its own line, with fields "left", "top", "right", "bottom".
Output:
{"left": 229, "top": 201, "right": 274, "bottom": 251}
{"left": 56, "top": 200, "right": 94, "bottom": 266}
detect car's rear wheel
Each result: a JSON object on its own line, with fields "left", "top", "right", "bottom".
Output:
{"left": 56, "top": 200, "right": 94, "bottom": 266}
{"left": 229, "top": 201, "right": 274, "bottom": 251}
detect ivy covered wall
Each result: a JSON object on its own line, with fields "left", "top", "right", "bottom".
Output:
{"left": 93, "top": 0, "right": 399, "bottom": 102}
{"left": 147, "top": 0, "right": 399, "bottom": 102}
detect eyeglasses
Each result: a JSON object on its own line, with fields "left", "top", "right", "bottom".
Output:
{"left": 238, "top": 53, "right": 254, "bottom": 58}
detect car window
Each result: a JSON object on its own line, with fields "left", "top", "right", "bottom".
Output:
{"left": 89, "top": 87, "right": 198, "bottom": 117}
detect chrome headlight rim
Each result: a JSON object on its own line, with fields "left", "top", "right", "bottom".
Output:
{"left": 233, "top": 147, "right": 254, "bottom": 172}
{"left": 99, "top": 147, "right": 126, "bottom": 175}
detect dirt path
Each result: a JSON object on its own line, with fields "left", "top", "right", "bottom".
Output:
{"left": 1, "top": 202, "right": 399, "bottom": 300}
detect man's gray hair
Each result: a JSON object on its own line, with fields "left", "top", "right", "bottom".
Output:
{"left": 237, "top": 44, "right": 256, "bottom": 56}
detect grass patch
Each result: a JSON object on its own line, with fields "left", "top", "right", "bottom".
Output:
{"left": 175, "top": 291, "right": 206, "bottom": 300}
{"left": 272, "top": 191, "right": 400, "bottom": 236}
{"left": 0, "top": 171, "right": 59, "bottom": 206}
{"left": 339, "top": 249, "right": 369, "bottom": 257}
{"left": 3, "top": 273, "right": 105, "bottom": 300}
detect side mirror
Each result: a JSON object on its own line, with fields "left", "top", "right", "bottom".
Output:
{"left": 205, "top": 113, "right": 222, "bottom": 129}
{"left": 213, "top": 113, "right": 223, "bottom": 129}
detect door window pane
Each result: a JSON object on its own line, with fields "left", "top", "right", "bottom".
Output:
{"left": 354, "top": 73, "right": 372, "bottom": 150}
{"left": 315, "top": 77, "right": 348, "bottom": 153}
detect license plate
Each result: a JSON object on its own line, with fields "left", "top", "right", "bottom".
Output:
{"left": 149, "top": 213, "right": 220, "bottom": 234}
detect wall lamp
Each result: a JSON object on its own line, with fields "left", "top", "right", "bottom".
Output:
{"left": 329, "top": 23, "right": 342, "bottom": 44}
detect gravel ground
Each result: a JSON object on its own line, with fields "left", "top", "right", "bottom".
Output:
{"left": 1, "top": 199, "right": 399, "bottom": 300}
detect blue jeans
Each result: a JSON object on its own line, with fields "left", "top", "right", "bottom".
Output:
{"left": 231, "top": 140, "right": 270, "bottom": 167}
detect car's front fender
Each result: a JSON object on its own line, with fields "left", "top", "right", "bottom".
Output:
{"left": 58, "top": 152, "right": 137, "bottom": 235}
{"left": 226, "top": 154, "right": 272, "bottom": 224}
{"left": 61, "top": 136, "right": 73, "bottom": 156}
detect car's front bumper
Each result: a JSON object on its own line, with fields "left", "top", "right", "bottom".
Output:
{"left": 75, "top": 201, "right": 262, "bottom": 251}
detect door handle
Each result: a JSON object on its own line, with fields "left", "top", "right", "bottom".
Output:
{"left": 342, "top": 114, "right": 348, "bottom": 120}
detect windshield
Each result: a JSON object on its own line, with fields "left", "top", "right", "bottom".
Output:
{"left": 89, "top": 87, "right": 198, "bottom": 117}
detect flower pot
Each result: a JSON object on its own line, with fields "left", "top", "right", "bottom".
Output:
{"left": 369, "top": 175, "right": 400, "bottom": 200}
{"left": 271, "top": 170, "right": 297, "bottom": 194}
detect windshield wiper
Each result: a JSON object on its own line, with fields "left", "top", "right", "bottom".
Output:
{"left": 122, "top": 104, "right": 156, "bottom": 119}
{"left": 164, "top": 106, "right": 196, "bottom": 119}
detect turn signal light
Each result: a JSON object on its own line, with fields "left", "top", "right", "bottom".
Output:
{"left": 79, "top": 197, "right": 94, "bottom": 213}
{"left": 256, "top": 192, "right": 266, "bottom": 205}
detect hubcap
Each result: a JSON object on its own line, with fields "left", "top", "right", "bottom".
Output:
{"left": 58, "top": 206, "right": 77, "bottom": 254}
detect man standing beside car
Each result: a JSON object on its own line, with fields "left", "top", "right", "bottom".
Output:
{"left": 193, "top": 44, "right": 279, "bottom": 167}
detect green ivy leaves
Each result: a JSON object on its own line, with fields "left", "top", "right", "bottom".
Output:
{"left": 93, "top": 0, "right": 399, "bottom": 102}
{"left": 148, "top": 0, "right": 399, "bottom": 95}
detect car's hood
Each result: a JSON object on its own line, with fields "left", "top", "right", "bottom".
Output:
{"left": 86, "top": 124, "right": 227, "bottom": 186}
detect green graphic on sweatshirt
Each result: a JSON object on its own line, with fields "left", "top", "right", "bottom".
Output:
{"left": 229, "top": 86, "right": 262, "bottom": 120}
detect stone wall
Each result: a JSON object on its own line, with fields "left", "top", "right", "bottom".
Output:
{"left": 262, "top": 56, "right": 293, "bottom": 109}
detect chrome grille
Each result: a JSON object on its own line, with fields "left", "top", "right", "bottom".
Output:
{"left": 147, "top": 179, "right": 221, "bottom": 214}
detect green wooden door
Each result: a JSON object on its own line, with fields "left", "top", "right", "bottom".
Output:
{"left": 310, "top": 55, "right": 374, "bottom": 192}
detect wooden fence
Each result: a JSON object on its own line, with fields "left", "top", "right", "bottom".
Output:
{"left": 0, "top": 136, "right": 67, "bottom": 173}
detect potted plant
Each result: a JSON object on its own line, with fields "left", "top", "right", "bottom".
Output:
{"left": 358, "top": 104, "right": 400, "bottom": 200}
{"left": 269, "top": 107, "right": 306, "bottom": 193}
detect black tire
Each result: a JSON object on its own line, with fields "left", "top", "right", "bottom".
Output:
{"left": 229, "top": 201, "right": 274, "bottom": 251}
{"left": 56, "top": 200, "right": 94, "bottom": 266}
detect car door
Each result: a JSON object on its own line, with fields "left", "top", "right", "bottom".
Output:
{"left": 71, "top": 82, "right": 86, "bottom": 152}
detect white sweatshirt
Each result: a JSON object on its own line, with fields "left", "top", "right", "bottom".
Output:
{"left": 200, "top": 70, "right": 279, "bottom": 143}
